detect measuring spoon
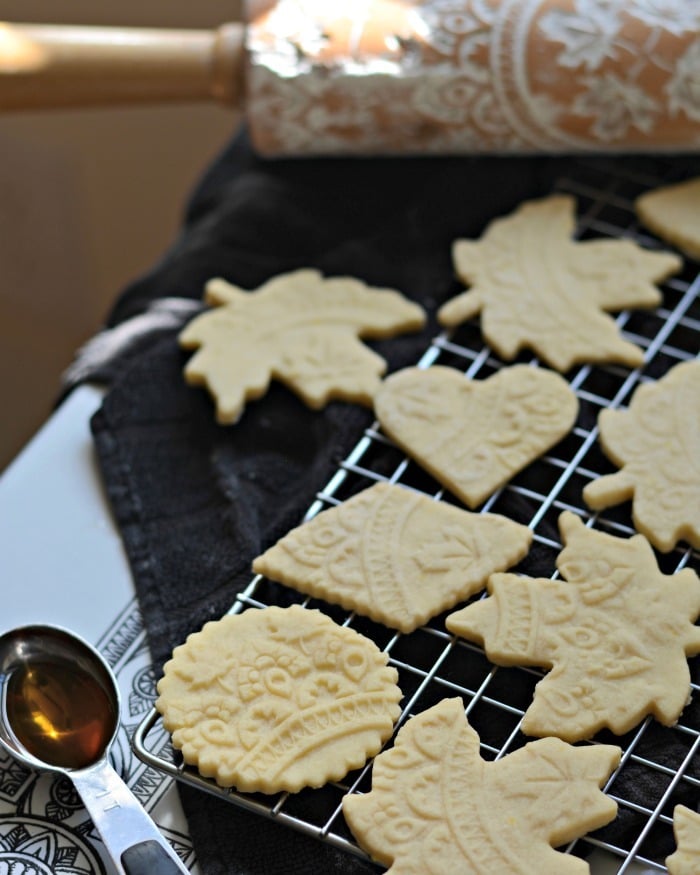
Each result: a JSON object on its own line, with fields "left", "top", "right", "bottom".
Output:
{"left": 0, "top": 623, "right": 189, "bottom": 875}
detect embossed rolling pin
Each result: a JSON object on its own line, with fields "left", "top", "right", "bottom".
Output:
{"left": 2, "top": 0, "right": 700, "bottom": 155}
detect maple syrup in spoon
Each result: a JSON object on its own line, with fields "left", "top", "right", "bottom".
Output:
{"left": 0, "top": 624, "right": 188, "bottom": 875}
{"left": 5, "top": 655, "right": 117, "bottom": 769}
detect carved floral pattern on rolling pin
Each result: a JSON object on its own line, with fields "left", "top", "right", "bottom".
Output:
{"left": 246, "top": 0, "right": 700, "bottom": 155}
{"left": 446, "top": 512, "right": 700, "bottom": 742}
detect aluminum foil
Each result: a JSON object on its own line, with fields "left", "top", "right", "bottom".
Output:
{"left": 245, "top": 0, "right": 700, "bottom": 156}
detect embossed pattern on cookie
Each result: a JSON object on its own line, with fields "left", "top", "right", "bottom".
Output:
{"left": 583, "top": 359, "right": 700, "bottom": 553}
{"left": 438, "top": 195, "right": 681, "bottom": 371}
{"left": 179, "top": 268, "right": 426, "bottom": 424}
{"left": 342, "top": 697, "right": 621, "bottom": 874}
{"left": 373, "top": 364, "right": 578, "bottom": 509}
{"left": 636, "top": 176, "right": 700, "bottom": 260}
{"left": 667, "top": 805, "right": 700, "bottom": 875}
{"left": 155, "top": 606, "right": 402, "bottom": 793}
{"left": 253, "top": 482, "right": 533, "bottom": 633}
{"left": 446, "top": 512, "right": 700, "bottom": 742}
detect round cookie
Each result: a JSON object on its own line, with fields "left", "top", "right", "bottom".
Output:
{"left": 156, "top": 605, "right": 402, "bottom": 793}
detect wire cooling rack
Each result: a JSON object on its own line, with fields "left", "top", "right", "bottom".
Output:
{"left": 134, "top": 156, "right": 700, "bottom": 874}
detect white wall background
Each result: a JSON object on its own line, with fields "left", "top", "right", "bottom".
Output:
{"left": 0, "top": 1, "right": 242, "bottom": 469}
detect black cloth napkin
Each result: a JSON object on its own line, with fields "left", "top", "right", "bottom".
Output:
{"left": 68, "top": 130, "right": 689, "bottom": 872}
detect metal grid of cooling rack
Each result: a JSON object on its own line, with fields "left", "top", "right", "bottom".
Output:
{"left": 133, "top": 157, "right": 700, "bottom": 874}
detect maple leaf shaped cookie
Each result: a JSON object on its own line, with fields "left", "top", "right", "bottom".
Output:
{"left": 446, "top": 512, "right": 700, "bottom": 742}
{"left": 374, "top": 364, "right": 578, "bottom": 508}
{"left": 179, "top": 269, "right": 426, "bottom": 423}
{"left": 667, "top": 805, "right": 700, "bottom": 875}
{"left": 584, "top": 359, "right": 700, "bottom": 553}
{"left": 253, "top": 482, "right": 532, "bottom": 633}
{"left": 438, "top": 195, "right": 681, "bottom": 371}
{"left": 343, "top": 698, "right": 620, "bottom": 874}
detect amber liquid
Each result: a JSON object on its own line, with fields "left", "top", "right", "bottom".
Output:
{"left": 5, "top": 657, "right": 117, "bottom": 769}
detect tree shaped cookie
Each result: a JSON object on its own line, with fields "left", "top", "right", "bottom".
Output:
{"left": 179, "top": 269, "right": 426, "bottom": 423}
{"left": 156, "top": 606, "right": 402, "bottom": 793}
{"left": 667, "top": 805, "right": 700, "bottom": 875}
{"left": 583, "top": 359, "right": 700, "bottom": 553}
{"left": 438, "top": 195, "right": 681, "bottom": 371}
{"left": 373, "top": 364, "right": 578, "bottom": 508}
{"left": 446, "top": 512, "right": 700, "bottom": 742}
{"left": 343, "top": 698, "right": 621, "bottom": 874}
{"left": 636, "top": 176, "right": 700, "bottom": 260}
{"left": 252, "top": 482, "right": 532, "bottom": 633}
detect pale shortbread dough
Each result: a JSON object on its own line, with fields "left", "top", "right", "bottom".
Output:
{"left": 253, "top": 481, "right": 532, "bottom": 633}
{"left": 438, "top": 194, "right": 681, "bottom": 371}
{"left": 584, "top": 359, "right": 700, "bottom": 553}
{"left": 447, "top": 512, "right": 700, "bottom": 742}
{"left": 156, "top": 605, "right": 402, "bottom": 793}
{"left": 636, "top": 176, "right": 700, "bottom": 260}
{"left": 343, "top": 697, "right": 620, "bottom": 874}
{"left": 667, "top": 805, "right": 700, "bottom": 875}
{"left": 179, "top": 268, "right": 426, "bottom": 424}
{"left": 373, "top": 364, "right": 578, "bottom": 509}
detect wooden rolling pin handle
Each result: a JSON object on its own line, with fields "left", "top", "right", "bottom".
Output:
{"left": 0, "top": 22, "right": 246, "bottom": 110}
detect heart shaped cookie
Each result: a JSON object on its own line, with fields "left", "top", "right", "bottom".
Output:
{"left": 374, "top": 365, "right": 578, "bottom": 508}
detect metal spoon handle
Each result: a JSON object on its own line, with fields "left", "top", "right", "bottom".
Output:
{"left": 71, "top": 758, "right": 189, "bottom": 874}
